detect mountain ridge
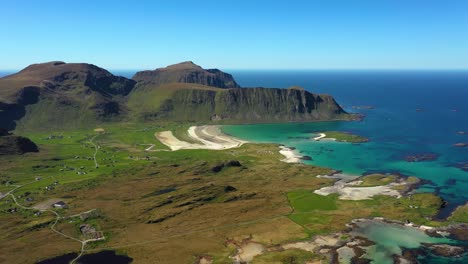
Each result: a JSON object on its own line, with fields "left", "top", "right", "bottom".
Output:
{"left": 0, "top": 61, "right": 352, "bottom": 131}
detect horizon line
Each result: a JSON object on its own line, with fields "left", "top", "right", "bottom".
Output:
{"left": 1, "top": 68, "right": 468, "bottom": 72}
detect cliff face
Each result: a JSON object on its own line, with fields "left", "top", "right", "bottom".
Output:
{"left": 132, "top": 61, "right": 240, "bottom": 89}
{"left": 144, "top": 87, "right": 348, "bottom": 122}
{"left": 0, "top": 61, "right": 136, "bottom": 130}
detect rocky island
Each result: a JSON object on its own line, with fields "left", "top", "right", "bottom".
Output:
{"left": 404, "top": 153, "right": 439, "bottom": 162}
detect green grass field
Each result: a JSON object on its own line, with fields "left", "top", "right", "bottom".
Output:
{"left": 287, "top": 190, "right": 337, "bottom": 212}
{"left": 356, "top": 174, "right": 396, "bottom": 187}
{"left": 286, "top": 187, "right": 444, "bottom": 236}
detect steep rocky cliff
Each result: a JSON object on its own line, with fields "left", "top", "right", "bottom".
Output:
{"left": 145, "top": 86, "right": 348, "bottom": 122}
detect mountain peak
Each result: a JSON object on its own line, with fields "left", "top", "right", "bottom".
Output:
{"left": 133, "top": 62, "right": 240, "bottom": 89}
{"left": 162, "top": 61, "right": 203, "bottom": 71}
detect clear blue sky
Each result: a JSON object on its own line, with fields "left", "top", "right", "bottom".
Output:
{"left": 1, "top": 0, "right": 468, "bottom": 70}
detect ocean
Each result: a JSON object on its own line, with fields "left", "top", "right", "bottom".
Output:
{"left": 222, "top": 70, "right": 468, "bottom": 263}
{"left": 224, "top": 70, "right": 468, "bottom": 211}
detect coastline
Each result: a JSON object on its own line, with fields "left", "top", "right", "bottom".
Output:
{"left": 278, "top": 146, "right": 304, "bottom": 163}
{"left": 154, "top": 124, "right": 464, "bottom": 221}
{"left": 313, "top": 132, "right": 327, "bottom": 141}
{"left": 156, "top": 125, "right": 316, "bottom": 166}
{"left": 155, "top": 125, "right": 247, "bottom": 151}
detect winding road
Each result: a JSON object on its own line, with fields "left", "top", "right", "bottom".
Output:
{"left": 6, "top": 188, "right": 104, "bottom": 264}
{"left": 0, "top": 135, "right": 106, "bottom": 264}
{"left": 88, "top": 135, "right": 100, "bottom": 168}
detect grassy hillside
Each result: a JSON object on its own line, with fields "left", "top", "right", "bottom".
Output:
{"left": 0, "top": 62, "right": 134, "bottom": 131}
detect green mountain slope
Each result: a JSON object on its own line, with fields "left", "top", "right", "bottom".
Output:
{"left": 0, "top": 61, "right": 352, "bottom": 130}
{"left": 0, "top": 61, "right": 135, "bottom": 130}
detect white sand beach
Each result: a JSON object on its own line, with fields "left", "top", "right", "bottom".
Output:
{"left": 279, "top": 146, "right": 304, "bottom": 163}
{"left": 282, "top": 234, "right": 341, "bottom": 253}
{"left": 155, "top": 125, "right": 247, "bottom": 151}
{"left": 313, "top": 133, "right": 327, "bottom": 141}
{"left": 314, "top": 173, "right": 403, "bottom": 200}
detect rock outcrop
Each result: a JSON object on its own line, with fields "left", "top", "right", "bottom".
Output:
{"left": 0, "top": 131, "right": 38, "bottom": 155}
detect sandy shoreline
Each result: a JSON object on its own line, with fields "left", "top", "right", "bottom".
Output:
{"left": 156, "top": 125, "right": 311, "bottom": 165}
{"left": 313, "top": 133, "right": 327, "bottom": 141}
{"left": 156, "top": 126, "right": 410, "bottom": 201}
{"left": 279, "top": 146, "right": 304, "bottom": 163}
{"left": 155, "top": 126, "right": 247, "bottom": 151}
{"left": 314, "top": 173, "right": 406, "bottom": 200}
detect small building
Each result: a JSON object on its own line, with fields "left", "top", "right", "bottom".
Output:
{"left": 79, "top": 224, "right": 104, "bottom": 240}
{"left": 35, "top": 177, "right": 42, "bottom": 181}
{"left": 53, "top": 201, "right": 67, "bottom": 209}
{"left": 80, "top": 224, "right": 96, "bottom": 234}
{"left": 7, "top": 208, "right": 18, "bottom": 213}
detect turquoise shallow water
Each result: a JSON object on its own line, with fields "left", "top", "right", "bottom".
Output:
{"left": 223, "top": 71, "right": 468, "bottom": 262}
{"left": 222, "top": 121, "right": 468, "bottom": 215}
{"left": 224, "top": 70, "right": 468, "bottom": 215}
{"left": 352, "top": 221, "right": 466, "bottom": 264}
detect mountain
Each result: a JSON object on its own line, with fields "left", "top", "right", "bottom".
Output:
{"left": 0, "top": 61, "right": 352, "bottom": 130}
{"left": 0, "top": 61, "right": 136, "bottom": 130}
{"left": 128, "top": 62, "right": 350, "bottom": 122}
{"left": 132, "top": 61, "right": 240, "bottom": 88}
{"left": 0, "top": 129, "right": 38, "bottom": 155}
